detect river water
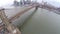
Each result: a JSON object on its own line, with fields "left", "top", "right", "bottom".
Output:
{"left": 20, "top": 8, "right": 60, "bottom": 34}
{"left": 1, "top": 6, "right": 60, "bottom": 34}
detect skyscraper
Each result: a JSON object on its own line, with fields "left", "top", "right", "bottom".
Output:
{"left": 14, "top": 0, "right": 19, "bottom": 6}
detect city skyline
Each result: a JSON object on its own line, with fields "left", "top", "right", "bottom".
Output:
{"left": 0, "top": 0, "right": 60, "bottom": 7}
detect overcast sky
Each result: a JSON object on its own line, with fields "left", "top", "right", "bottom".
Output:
{"left": 0, "top": 0, "right": 20, "bottom": 7}
{"left": 0, "top": 0, "right": 60, "bottom": 7}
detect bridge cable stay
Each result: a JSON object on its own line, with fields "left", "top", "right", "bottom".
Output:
{"left": 0, "top": 8, "right": 21, "bottom": 34}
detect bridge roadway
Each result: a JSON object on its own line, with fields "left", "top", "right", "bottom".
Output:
{"left": 0, "top": 4, "right": 36, "bottom": 34}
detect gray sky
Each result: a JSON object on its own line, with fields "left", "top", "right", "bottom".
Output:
{"left": 0, "top": 0, "right": 20, "bottom": 7}
{"left": 0, "top": 0, "right": 60, "bottom": 7}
